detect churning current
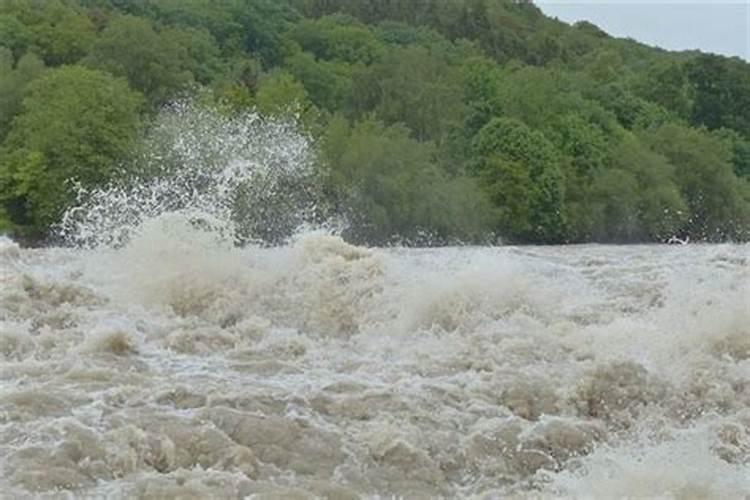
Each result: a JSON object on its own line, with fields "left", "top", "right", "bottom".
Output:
{"left": 1, "top": 230, "right": 749, "bottom": 499}
{"left": 2, "top": 105, "right": 749, "bottom": 498}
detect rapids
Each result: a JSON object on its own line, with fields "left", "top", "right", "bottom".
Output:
{"left": 2, "top": 104, "right": 749, "bottom": 498}
{"left": 0, "top": 231, "right": 748, "bottom": 499}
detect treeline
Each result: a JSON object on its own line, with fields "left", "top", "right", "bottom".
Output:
{"left": 1, "top": 0, "right": 749, "bottom": 244}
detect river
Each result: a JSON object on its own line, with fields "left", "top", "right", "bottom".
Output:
{"left": 1, "top": 226, "right": 748, "bottom": 498}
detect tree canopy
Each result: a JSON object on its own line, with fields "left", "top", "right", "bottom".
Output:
{"left": 1, "top": 0, "right": 749, "bottom": 244}
{"left": 0, "top": 65, "right": 142, "bottom": 234}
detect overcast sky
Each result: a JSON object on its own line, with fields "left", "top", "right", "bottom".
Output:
{"left": 536, "top": 1, "right": 750, "bottom": 61}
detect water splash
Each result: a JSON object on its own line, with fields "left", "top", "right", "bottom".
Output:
{"left": 1, "top": 237, "right": 749, "bottom": 497}
{"left": 6, "top": 100, "right": 748, "bottom": 499}
{"left": 57, "top": 101, "right": 324, "bottom": 248}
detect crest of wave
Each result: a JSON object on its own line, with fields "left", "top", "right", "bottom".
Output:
{"left": 57, "top": 101, "right": 323, "bottom": 248}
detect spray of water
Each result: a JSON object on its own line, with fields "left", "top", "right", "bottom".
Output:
{"left": 3, "top": 101, "right": 748, "bottom": 498}
{"left": 57, "top": 101, "right": 325, "bottom": 248}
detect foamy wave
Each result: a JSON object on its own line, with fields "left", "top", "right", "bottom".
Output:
{"left": 58, "top": 101, "right": 323, "bottom": 249}
{"left": 546, "top": 425, "right": 750, "bottom": 498}
{"left": 1, "top": 243, "right": 749, "bottom": 497}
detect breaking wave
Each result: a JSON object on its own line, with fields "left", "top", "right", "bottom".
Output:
{"left": 57, "top": 101, "right": 325, "bottom": 249}
{"left": 1, "top": 104, "right": 749, "bottom": 498}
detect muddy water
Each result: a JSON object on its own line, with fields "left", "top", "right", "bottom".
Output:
{"left": 1, "top": 229, "right": 748, "bottom": 499}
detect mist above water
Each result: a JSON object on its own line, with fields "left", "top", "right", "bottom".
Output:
{"left": 1, "top": 105, "right": 749, "bottom": 499}
{"left": 57, "top": 101, "right": 325, "bottom": 249}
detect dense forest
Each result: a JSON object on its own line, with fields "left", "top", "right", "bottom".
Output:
{"left": 1, "top": 0, "right": 749, "bottom": 244}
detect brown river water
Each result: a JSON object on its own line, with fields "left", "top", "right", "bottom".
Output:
{"left": 2, "top": 105, "right": 749, "bottom": 498}
{"left": 1, "top": 226, "right": 748, "bottom": 499}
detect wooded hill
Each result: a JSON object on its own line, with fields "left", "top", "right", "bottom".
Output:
{"left": 1, "top": 0, "right": 749, "bottom": 244}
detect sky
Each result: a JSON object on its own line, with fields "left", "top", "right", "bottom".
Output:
{"left": 536, "top": 0, "right": 750, "bottom": 61}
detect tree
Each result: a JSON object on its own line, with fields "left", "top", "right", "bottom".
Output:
{"left": 287, "top": 15, "right": 385, "bottom": 65}
{"left": 492, "top": 65, "right": 612, "bottom": 134}
{"left": 548, "top": 113, "right": 613, "bottom": 241}
{"left": 1, "top": 0, "right": 96, "bottom": 65}
{"left": 127, "top": 0, "right": 296, "bottom": 66}
{"left": 0, "top": 13, "right": 30, "bottom": 58}
{"left": 253, "top": 71, "right": 319, "bottom": 127}
{"left": 284, "top": 50, "right": 354, "bottom": 112}
{"left": 162, "top": 26, "right": 224, "bottom": 85}
{"left": 86, "top": 15, "right": 194, "bottom": 105}
{"left": 374, "top": 21, "right": 446, "bottom": 48}
{"left": 712, "top": 129, "right": 750, "bottom": 179}
{"left": 688, "top": 54, "right": 750, "bottom": 136}
{"left": 476, "top": 155, "right": 533, "bottom": 239}
{"left": 643, "top": 124, "right": 750, "bottom": 240}
{"left": 634, "top": 60, "right": 693, "bottom": 120}
{"left": 353, "top": 44, "right": 467, "bottom": 142}
{"left": 0, "top": 65, "right": 143, "bottom": 237}
{"left": 592, "top": 83, "right": 671, "bottom": 131}
{"left": 589, "top": 136, "right": 687, "bottom": 241}
{"left": 0, "top": 50, "right": 45, "bottom": 141}
{"left": 461, "top": 57, "right": 503, "bottom": 138}
{"left": 322, "top": 116, "right": 491, "bottom": 243}
{"left": 472, "top": 117, "right": 567, "bottom": 242}
{"left": 549, "top": 113, "right": 610, "bottom": 177}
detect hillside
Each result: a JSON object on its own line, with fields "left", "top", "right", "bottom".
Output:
{"left": 1, "top": 0, "right": 749, "bottom": 244}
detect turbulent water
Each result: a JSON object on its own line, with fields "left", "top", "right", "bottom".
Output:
{"left": 1, "top": 232, "right": 749, "bottom": 499}
{"left": 2, "top": 105, "right": 750, "bottom": 498}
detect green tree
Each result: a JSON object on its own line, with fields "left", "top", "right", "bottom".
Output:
{"left": 0, "top": 13, "right": 30, "bottom": 58}
{"left": 287, "top": 15, "right": 385, "bottom": 65}
{"left": 86, "top": 15, "right": 194, "bottom": 105}
{"left": 476, "top": 155, "right": 533, "bottom": 239}
{"left": 374, "top": 22, "right": 446, "bottom": 49}
{"left": 0, "top": 49, "right": 45, "bottom": 141}
{"left": 284, "top": 50, "right": 354, "bottom": 112}
{"left": 462, "top": 57, "right": 503, "bottom": 138}
{"left": 688, "top": 54, "right": 750, "bottom": 136}
{"left": 492, "top": 65, "right": 615, "bottom": 135}
{"left": 712, "top": 129, "right": 750, "bottom": 179}
{"left": 253, "top": 71, "right": 319, "bottom": 128}
{"left": 353, "top": 44, "right": 467, "bottom": 141}
{"left": 323, "top": 116, "right": 491, "bottom": 243}
{"left": 589, "top": 137, "right": 687, "bottom": 241}
{"left": 549, "top": 113, "right": 610, "bottom": 177}
{"left": 634, "top": 60, "right": 693, "bottom": 120}
{"left": 643, "top": 124, "right": 750, "bottom": 240}
{"left": 0, "top": 0, "right": 747, "bottom": 242}
{"left": 592, "top": 83, "right": 671, "bottom": 131}
{"left": 1, "top": 0, "right": 96, "bottom": 65}
{"left": 0, "top": 65, "right": 143, "bottom": 237}
{"left": 472, "top": 117, "right": 567, "bottom": 242}
{"left": 126, "top": 0, "right": 295, "bottom": 66}
{"left": 212, "top": 56, "right": 263, "bottom": 109}
{"left": 548, "top": 113, "right": 613, "bottom": 241}
{"left": 162, "top": 26, "right": 224, "bottom": 85}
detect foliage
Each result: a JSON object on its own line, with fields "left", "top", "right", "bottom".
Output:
{"left": 322, "top": 116, "right": 491, "bottom": 243}
{"left": 0, "top": 49, "right": 45, "bottom": 141}
{"left": 0, "top": 0, "right": 96, "bottom": 65}
{"left": 589, "top": 137, "right": 687, "bottom": 241}
{"left": 0, "top": 66, "right": 143, "bottom": 236}
{"left": 352, "top": 44, "right": 467, "bottom": 142}
{"left": 642, "top": 124, "right": 750, "bottom": 240}
{"left": 287, "top": 15, "right": 384, "bottom": 65}
{"left": 1, "top": 0, "right": 749, "bottom": 244}
{"left": 472, "top": 117, "right": 567, "bottom": 242}
{"left": 688, "top": 54, "right": 750, "bottom": 136}
{"left": 85, "top": 15, "right": 194, "bottom": 105}
{"left": 284, "top": 50, "right": 354, "bottom": 112}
